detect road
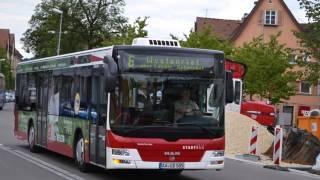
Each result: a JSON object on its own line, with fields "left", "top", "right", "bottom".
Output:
{"left": 0, "top": 103, "right": 318, "bottom": 180}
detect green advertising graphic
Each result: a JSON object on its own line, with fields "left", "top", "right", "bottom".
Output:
{"left": 19, "top": 112, "right": 89, "bottom": 146}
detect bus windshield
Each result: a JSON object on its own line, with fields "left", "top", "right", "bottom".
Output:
{"left": 110, "top": 73, "right": 224, "bottom": 139}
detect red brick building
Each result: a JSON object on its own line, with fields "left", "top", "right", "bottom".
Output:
{"left": 0, "top": 29, "right": 23, "bottom": 78}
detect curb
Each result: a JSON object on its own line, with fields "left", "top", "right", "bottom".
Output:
{"left": 288, "top": 169, "right": 320, "bottom": 179}
{"left": 226, "top": 157, "right": 320, "bottom": 179}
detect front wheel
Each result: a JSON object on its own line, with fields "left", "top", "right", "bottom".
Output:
{"left": 28, "top": 125, "right": 37, "bottom": 152}
{"left": 75, "top": 134, "right": 89, "bottom": 172}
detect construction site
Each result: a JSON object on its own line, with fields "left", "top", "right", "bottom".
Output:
{"left": 225, "top": 59, "right": 320, "bottom": 173}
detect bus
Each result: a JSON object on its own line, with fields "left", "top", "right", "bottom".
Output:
{"left": 0, "top": 73, "right": 5, "bottom": 110}
{"left": 14, "top": 38, "right": 233, "bottom": 173}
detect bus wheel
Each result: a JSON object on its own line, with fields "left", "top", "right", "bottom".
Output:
{"left": 28, "top": 125, "right": 37, "bottom": 152}
{"left": 75, "top": 134, "right": 89, "bottom": 172}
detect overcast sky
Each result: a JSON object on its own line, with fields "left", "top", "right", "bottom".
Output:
{"left": 0, "top": 0, "right": 308, "bottom": 58}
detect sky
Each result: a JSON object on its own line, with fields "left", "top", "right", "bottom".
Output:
{"left": 0, "top": 0, "right": 308, "bottom": 58}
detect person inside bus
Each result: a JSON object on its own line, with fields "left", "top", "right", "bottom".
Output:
{"left": 174, "top": 89, "right": 200, "bottom": 121}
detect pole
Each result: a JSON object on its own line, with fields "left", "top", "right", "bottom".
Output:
{"left": 57, "top": 12, "right": 63, "bottom": 55}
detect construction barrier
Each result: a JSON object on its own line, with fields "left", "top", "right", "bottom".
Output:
{"left": 273, "top": 126, "right": 283, "bottom": 165}
{"left": 249, "top": 125, "right": 259, "bottom": 155}
{"left": 297, "top": 116, "right": 320, "bottom": 140}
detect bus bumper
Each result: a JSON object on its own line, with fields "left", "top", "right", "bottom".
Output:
{"left": 106, "top": 147, "right": 224, "bottom": 170}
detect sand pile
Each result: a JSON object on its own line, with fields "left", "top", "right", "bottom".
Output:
{"left": 225, "top": 111, "right": 274, "bottom": 155}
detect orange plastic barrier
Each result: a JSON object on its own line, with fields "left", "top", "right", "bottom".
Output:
{"left": 297, "top": 116, "right": 320, "bottom": 140}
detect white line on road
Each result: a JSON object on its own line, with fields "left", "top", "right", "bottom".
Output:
{"left": 0, "top": 145, "right": 86, "bottom": 180}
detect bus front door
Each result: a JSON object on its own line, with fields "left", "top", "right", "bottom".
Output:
{"left": 36, "top": 73, "right": 49, "bottom": 147}
{"left": 89, "top": 74, "right": 106, "bottom": 166}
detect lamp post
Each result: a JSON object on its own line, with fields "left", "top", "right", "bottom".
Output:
{"left": 52, "top": 8, "right": 63, "bottom": 55}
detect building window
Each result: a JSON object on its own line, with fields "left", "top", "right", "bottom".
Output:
{"left": 289, "top": 54, "right": 298, "bottom": 64}
{"left": 269, "top": 0, "right": 272, "bottom": 3}
{"left": 265, "top": 10, "right": 277, "bottom": 25}
{"left": 300, "top": 81, "right": 311, "bottom": 94}
{"left": 303, "top": 52, "right": 311, "bottom": 62}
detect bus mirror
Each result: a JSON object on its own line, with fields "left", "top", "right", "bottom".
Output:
{"left": 225, "top": 71, "right": 234, "bottom": 104}
{"left": 104, "top": 56, "right": 118, "bottom": 92}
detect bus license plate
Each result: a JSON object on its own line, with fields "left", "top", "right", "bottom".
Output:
{"left": 159, "top": 162, "right": 184, "bottom": 169}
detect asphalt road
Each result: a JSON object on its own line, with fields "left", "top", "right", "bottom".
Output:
{"left": 0, "top": 103, "right": 318, "bottom": 180}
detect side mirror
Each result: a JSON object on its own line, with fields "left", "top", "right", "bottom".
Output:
{"left": 104, "top": 56, "right": 118, "bottom": 92}
{"left": 225, "top": 71, "right": 234, "bottom": 104}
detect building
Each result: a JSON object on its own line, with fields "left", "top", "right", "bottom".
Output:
{"left": 195, "top": 0, "right": 320, "bottom": 125}
{"left": 0, "top": 29, "right": 23, "bottom": 79}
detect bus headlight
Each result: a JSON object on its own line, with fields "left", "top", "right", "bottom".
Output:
{"left": 112, "top": 149, "right": 130, "bottom": 156}
{"left": 212, "top": 150, "right": 224, "bottom": 157}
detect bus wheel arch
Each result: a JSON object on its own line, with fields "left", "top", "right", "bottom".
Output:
{"left": 73, "top": 128, "right": 89, "bottom": 172}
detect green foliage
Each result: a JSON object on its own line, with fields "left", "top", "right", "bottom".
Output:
{"left": 295, "top": 0, "right": 320, "bottom": 84}
{"left": 177, "top": 27, "right": 234, "bottom": 57}
{"left": 22, "top": 0, "right": 127, "bottom": 58}
{"left": 102, "top": 17, "right": 149, "bottom": 46}
{"left": 0, "top": 48, "right": 14, "bottom": 90}
{"left": 232, "top": 33, "right": 298, "bottom": 104}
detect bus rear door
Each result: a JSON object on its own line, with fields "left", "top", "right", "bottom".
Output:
{"left": 36, "top": 72, "right": 50, "bottom": 147}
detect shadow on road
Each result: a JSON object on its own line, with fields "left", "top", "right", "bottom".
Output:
{"left": 14, "top": 144, "right": 198, "bottom": 180}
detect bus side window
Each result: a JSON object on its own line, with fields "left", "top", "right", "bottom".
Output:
{"left": 48, "top": 75, "right": 61, "bottom": 116}
{"left": 17, "top": 73, "right": 36, "bottom": 111}
{"left": 60, "top": 75, "right": 74, "bottom": 117}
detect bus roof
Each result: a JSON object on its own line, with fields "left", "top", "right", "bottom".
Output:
{"left": 18, "top": 46, "right": 114, "bottom": 65}
{"left": 17, "top": 45, "right": 224, "bottom": 74}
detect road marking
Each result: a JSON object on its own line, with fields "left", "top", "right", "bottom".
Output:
{"left": 0, "top": 145, "right": 86, "bottom": 180}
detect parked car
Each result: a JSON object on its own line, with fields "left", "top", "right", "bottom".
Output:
{"left": 5, "top": 91, "right": 15, "bottom": 103}
{"left": 0, "top": 90, "right": 5, "bottom": 110}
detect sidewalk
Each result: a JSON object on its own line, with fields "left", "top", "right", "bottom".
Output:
{"left": 226, "top": 154, "right": 320, "bottom": 179}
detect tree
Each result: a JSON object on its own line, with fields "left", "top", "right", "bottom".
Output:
{"left": 295, "top": 0, "right": 320, "bottom": 84}
{"left": 232, "top": 33, "right": 298, "bottom": 104}
{"left": 102, "top": 17, "right": 149, "bottom": 46}
{"left": 173, "top": 27, "right": 234, "bottom": 57}
{"left": 0, "top": 48, "right": 14, "bottom": 90}
{"left": 21, "top": 0, "right": 127, "bottom": 58}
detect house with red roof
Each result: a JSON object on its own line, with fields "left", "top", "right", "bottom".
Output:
{"left": 195, "top": 0, "right": 320, "bottom": 125}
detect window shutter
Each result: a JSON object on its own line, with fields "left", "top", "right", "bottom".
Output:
{"left": 258, "top": 11, "right": 264, "bottom": 25}
{"left": 277, "top": 11, "right": 283, "bottom": 25}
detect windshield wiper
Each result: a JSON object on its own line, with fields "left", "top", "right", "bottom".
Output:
{"left": 122, "top": 125, "right": 166, "bottom": 135}
{"left": 174, "top": 123, "right": 219, "bottom": 138}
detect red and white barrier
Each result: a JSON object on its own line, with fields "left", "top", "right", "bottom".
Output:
{"left": 249, "top": 125, "right": 259, "bottom": 155}
{"left": 273, "top": 126, "right": 283, "bottom": 165}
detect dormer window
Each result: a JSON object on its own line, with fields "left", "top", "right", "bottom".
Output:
{"left": 265, "top": 10, "right": 277, "bottom": 25}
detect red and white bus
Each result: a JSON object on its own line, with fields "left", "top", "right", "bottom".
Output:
{"left": 14, "top": 38, "right": 233, "bottom": 173}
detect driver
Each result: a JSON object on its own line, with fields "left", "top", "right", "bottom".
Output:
{"left": 174, "top": 89, "right": 200, "bottom": 121}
